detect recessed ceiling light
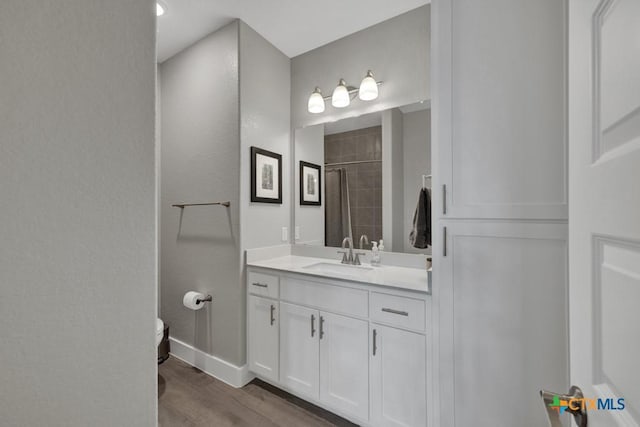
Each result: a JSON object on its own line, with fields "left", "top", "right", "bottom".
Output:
{"left": 156, "top": 2, "right": 166, "bottom": 17}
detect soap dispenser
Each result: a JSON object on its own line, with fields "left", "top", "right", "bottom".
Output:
{"left": 371, "top": 241, "right": 380, "bottom": 266}
{"left": 378, "top": 239, "right": 384, "bottom": 265}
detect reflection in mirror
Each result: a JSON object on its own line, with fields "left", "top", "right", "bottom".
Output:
{"left": 294, "top": 102, "right": 431, "bottom": 254}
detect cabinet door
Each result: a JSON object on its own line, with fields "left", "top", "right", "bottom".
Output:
{"left": 319, "top": 312, "right": 369, "bottom": 421}
{"left": 371, "top": 324, "right": 426, "bottom": 427}
{"left": 435, "top": 1, "right": 566, "bottom": 221}
{"left": 248, "top": 295, "right": 279, "bottom": 382}
{"left": 279, "top": 302, "right": 319, "bottom": 400}
{"left": 436, "top": 221, "right": 568, "bottom": 427}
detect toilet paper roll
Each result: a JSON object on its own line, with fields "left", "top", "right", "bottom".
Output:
{"left": 183, "top": 291, "right": 206, "bottom": 311}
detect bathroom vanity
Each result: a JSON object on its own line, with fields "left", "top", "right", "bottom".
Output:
{"left": 246, "top": 255, "right": 430, "bottom": 427}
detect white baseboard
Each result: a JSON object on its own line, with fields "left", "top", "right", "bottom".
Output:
{"left": 168, "top": 337, "right": 254, "bottom": 388}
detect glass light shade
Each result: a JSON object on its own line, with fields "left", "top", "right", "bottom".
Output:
{"left": 156, "top": 3, "right": 165, "bottom": 16}
{"left": 358, "top": 71, "right": 378, "bottom": 101}
{"left": 331, "top": 80, "right": 350, "bottom": 108}
{"left": 307, "top": 88, "right": 325, "bottom": 113}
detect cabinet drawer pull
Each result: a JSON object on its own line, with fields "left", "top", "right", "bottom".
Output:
{"left": 443, "top": 226, "right": 447, "bottom": 257}
{"left": 252, "top": 282, "right": 268, "bottom": 288}
{"left": 311, "top": 314, "right": 316, "bottom": 337}
{"left": 443, "top": 184, "right": 447, "bottom": 215}
{"left": 381, "top": 308, "right": 409, "bottom": 316}
{"left": 373, "top": 329, "right": 377, "bottom": 356}
{"left": 319, "top": 316, "right": 325, "bottom": 339}
{"left": 270, "top": 304, "right": 275, "bottom": 326}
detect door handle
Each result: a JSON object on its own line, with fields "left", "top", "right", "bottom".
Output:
{"left": 372, "top": 329, "right": 377, "bottom": 356}
{"left": 310, "top": 314, "right": 316, "bottom": 337}
{"left": 319, "top": 316, "right": 325, "bottom": 339}
{"left": 540, "top": 386, "right": 588, "bottom": 427}
{"left": 270, "top": 304, "right": 275, "bottom": 326}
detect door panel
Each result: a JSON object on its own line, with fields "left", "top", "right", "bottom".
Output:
{"left": 438, "top": 0, "right": 567, "bottom": 220}
{"left": 319, "top": 312, "right": 369, "bottom": 421}
{"left": 279, "top": 302, "right": 319, "bottom": 400}
{"left": 248, "top": 296, "right": 279, "bottom": 382}
{"left": 438, "top": 221, "right": 569, "bottom": 427}
{"left": 370, "top": 324, "right": 427, "bottom": 427}
{"left": 569, "top": 0, "right": 640, "bottom": 425}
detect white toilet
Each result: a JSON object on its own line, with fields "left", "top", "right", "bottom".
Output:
{"left": 155, "top": 318, "right": 164, "bottom": 347}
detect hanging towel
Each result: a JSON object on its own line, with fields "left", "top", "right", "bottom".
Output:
{"left": 409, "top": 188, "right": 431, "bottom": 248}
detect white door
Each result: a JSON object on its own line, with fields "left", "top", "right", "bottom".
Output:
{"left": 279, "top": 302, "right": 319, "bottom": 400}
{"left": 556, "top": 0, "right": 640, "bottom": 426}
{"left": 248, "top": 296, "right": 279, "bottom": 382}
{"left": 370, "top": 324, "right": 427, "bottom": 427}
{"left": 319, "top": 312, "right": 369, "bottom": 421}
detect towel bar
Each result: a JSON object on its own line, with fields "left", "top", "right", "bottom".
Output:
{"left": 172, "top": 202, "right": 230, "bottom": 208}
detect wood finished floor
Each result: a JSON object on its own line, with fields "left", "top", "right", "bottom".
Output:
{"left": 158, "top": 357, "right": 358, "bottom": 427}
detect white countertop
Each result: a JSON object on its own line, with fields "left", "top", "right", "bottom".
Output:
{"left": 247, "top": 255, "right": 430, "bottom": 294}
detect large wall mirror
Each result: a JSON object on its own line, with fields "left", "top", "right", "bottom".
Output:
{"left": 294, "top": 101, "right": 431, "bottom": 254}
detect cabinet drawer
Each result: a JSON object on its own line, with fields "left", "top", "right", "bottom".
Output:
{"left": 281, "top": 278, "right": 368, "bottom": 318}
{"left": 247, "top": 271, "right": 279, "bottom": 298}
{"left": 370, "top": 293, "right": 425, "bottom": 332}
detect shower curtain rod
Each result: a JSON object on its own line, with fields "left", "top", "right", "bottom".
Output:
{"left": 324, "top": 159, "right": 382, "bottom": 167}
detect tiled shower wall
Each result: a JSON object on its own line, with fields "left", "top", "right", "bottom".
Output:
{"left": 324, "top": 126, "right": 382, "bottom": 248}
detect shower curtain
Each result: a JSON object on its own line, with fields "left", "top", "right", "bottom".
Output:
{"left": 325, "top": 168, "right": 353, "bottom": 247}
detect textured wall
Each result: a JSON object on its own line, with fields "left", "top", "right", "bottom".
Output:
{"left": 0, "top": 1, "right": 157, "bottom": 425}
{"left": 294, "top": 125, "right": 325, "bottom": 245}
{"left": 291, "top": 5, "right": 430, "bottom": 128}
{"left": 160, "top": 22, "right": 243, "bottom": 365}
{"left": 239, "top": 22, "right": 292, "bottom": 252}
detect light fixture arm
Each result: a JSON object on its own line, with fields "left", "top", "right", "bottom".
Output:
{"left": 321, "top": 81, "right": 382, "bottom": 101}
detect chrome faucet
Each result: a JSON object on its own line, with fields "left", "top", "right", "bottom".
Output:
{"left": 338, "top": 236, "right": 366, "bottom": 265}
{"left": 359, "top": 234, "right": 369, "bottom": 250}
{"left": 339, "top": 237, "right": 354, "bottom": 264}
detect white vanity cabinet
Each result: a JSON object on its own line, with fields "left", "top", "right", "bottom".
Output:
{"left": 246, "top": 266, "right": 430, "bottom": 427}
{"left": 371, "top": 324, "right": 427, "bottom": 427}
{"left": 279, "top": 302, "right": 320, "bottom": 399}
{"left": 319, "top": 311, "right": 369, "bottom": 420}
{"left": 279, "top": 302, "right": 369, "bottom": 420}
{"left": 247, "top": 271, "right": 280, "bottom": 383}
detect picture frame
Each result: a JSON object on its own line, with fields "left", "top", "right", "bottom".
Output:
{"left": 299, "top": 161, "right": 322, "bottom": 206}
{"left": 251, "top": 146, "right": 282, "bottom": 204}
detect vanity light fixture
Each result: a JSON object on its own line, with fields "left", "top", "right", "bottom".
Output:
{"left": 307, "top": 87, "right": 325, "bottom": 113}
{"left": 307, "top": 71, "right": 382, "bottom": 114}
{"left": 331, "top": 79, "right": 351, "bottom": 108}
{"left": 156, "top": 2, "right": 166, "bottom": 16}
{"left": 358, "top": 70, "right": 378, "bottom": 101}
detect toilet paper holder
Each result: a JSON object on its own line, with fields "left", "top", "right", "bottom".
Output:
{"left": 196, "top": 295, "right": 213, "bottom": 304}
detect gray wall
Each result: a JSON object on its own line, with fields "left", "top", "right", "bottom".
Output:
{"left": 239, "top": 22, "right": 292, "bottom": 252}
{"left": 0, "top": 1, "right": 156, "bottom": 426}
{"left": 291, "top": 5, "right": 430, "bottom": 129}
{"left": 403, "top": 109, "right": 431, "bottom": 254}
{"left": 160, "top": 22, "right": 243, "bottom": 365}
{"left": 294, "top": 125, "right": 325, "bottom": 245}
{"left": 159, "top": 20, "right": 290, "bottom": 367}
{"left": 382, "top": 109, "right": 405, "bottom": 252}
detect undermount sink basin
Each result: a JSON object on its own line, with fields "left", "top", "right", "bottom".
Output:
{"left": 303, "top": 262, "right": 374, "bottom": 275}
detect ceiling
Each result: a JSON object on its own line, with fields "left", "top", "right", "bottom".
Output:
{"left": 157, "top": 0, "right": 430, "bottom": 63}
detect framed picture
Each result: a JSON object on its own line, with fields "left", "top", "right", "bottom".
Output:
{"left": 299, "top": 161, "right": 321, "bottom": 206}
{"left": 251, "top": 146, "right": 282, "bottom": 204}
